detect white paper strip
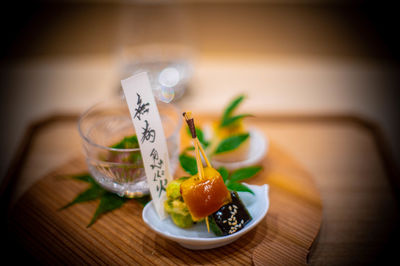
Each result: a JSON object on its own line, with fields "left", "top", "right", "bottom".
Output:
{"left": 121, "top": 72, "right": 172, "bottom": 219}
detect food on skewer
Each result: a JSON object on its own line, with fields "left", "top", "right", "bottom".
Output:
{"left": 181, "top": 112, "right": 232, "bottom": 231}
{"left": 208, "top": 191, "right": 252, "bottom": 236}
{"left": 164, "top": 111, "right": 252, "bottom": 236}
{"left": 180, "top": 166, "right": 231, "bottom": 221}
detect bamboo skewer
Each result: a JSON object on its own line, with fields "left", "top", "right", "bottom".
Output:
{"left": 183, "top": 111, "right": 211, "bottom": 232}
{"left": 196, "top": 138, "right": 211, "bottom": 168}
{"left": 194, "top": 139, "right": 205, "bottom": 180}
{"left": 183, "top": 112, "right": 205, "bottom": 180}
{"left": 183, "top": 112, "right": 212, "bottom": 169}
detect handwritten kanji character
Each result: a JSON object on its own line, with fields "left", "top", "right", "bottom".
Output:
{"left": 141, "top": 120, "right": 156, "bottom": 143}
{"left": 156, "top": 179, "right": 167, "bottom": 197}
{"left": 133, "top": 93, "right": 150, "bottom": 121}
{"left": 150, "top": 148, "right": 159, "bottom": 161}
{"left": 153, "top": 169, "right": 165, "bottom": 181}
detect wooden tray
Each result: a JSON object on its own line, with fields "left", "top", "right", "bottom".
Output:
{"left": 2, "top": 114, "right": 399, "bottom": 265}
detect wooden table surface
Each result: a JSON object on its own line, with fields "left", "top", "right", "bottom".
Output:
{"left": 2, "top": 113, "right": 399, "bottom": 264}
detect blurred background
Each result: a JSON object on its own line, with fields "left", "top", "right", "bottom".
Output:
{"left": 0, "top": 0, "right": 399, "bottom": 206}
{"left": 1, "top": 0, "right": 400, "bottom": 264}
{"left": 0, "top": 0, "right": 400, "bottom": 260}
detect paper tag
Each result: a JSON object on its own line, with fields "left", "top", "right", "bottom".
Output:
{"left": 121, "top": 72, "right": 172, "bottom": 219}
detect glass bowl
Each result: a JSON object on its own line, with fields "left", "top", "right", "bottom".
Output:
{"left": 78, "top": 97, "right": 181, "bottom": 197}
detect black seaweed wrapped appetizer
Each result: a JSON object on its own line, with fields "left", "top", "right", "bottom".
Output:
{"left": 208, "top": 191, "right": 252, "bottom": 236}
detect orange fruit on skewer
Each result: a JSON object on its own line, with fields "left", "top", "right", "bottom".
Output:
{"left": 180, "top": 112, "right": 232, "bottom": 229}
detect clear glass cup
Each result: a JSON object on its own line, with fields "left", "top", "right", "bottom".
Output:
{"left": 78, "top": 97, "right": 181, "bottom": 198}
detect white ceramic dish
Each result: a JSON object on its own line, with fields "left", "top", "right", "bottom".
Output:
{"left": 203, "top": 126, "right": 268, "bottom": 171}
{"left": 142, "top": 184, "right": 269, "bottom": 250}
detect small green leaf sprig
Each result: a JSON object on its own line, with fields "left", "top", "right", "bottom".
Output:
{"left": 217, "top": 166, "right": 262, "bottom": 195}
{"left": 220, "top": 94, "right": 252, "bottom": 128}
{"left": 60, "top": 173, "right": 150, "bottom": 227}
{"left": 215, "top": 94, "right": 253, "bottom": 155}
{"left": 61, "top": 135, "right": 150, "bottom": 227}
{"left": 182, "top": 95, "right": 252, "bottom": 159}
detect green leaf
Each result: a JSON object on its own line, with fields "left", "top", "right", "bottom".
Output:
{"left": 179, "top": 153, "right": 198, "bottom": 175}
{"left": 226, "top": 181, "right": 254, "bottom": 195}
{"left": 222, "top": 95, "right": 245, "bottom": 121}
{"left": 220, "top": 114, "right": 252, "bottom": 127}
{"left": 213, "top": 133, "right": 250, "bottom": 155}
{"left": 217, "top": 167, "right": 229, "bottom": 182}
{"left": 87, "top": 192, "right": 127, "bottom": 227}
{"left": 230, "top": 166, "right": 262, "bottom": 182}
{"left": 60, "top": 183, "right": 104, "bottom": 210}
{"left": 61, "top": 172, "right": 152, "bottom": 227}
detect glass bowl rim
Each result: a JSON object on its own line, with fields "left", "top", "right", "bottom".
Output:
{"left": 77, "top": 98, "right": 182, "bottom": 152}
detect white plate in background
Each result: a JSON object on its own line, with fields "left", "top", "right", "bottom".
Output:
{"left": 203, "top": 125, "right": 268, "bottom": 171}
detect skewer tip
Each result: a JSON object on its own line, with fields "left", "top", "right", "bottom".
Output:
{"left": 183, "top": 111, "right": 193, "bottom": 121}
{"left": 183, "top": 111, "right": 196, "bottom": 138}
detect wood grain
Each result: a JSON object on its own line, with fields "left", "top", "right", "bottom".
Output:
{"left": 8, "top": 117, "right": 323, "bottom": 265}
{"left": 6, "top": 114, "right": 398, "bottom": 264}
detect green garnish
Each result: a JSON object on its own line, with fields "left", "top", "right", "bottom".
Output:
{"left": 229, "top": 166, "right": 263, "bottom": 182}
{"left": 220, "top": 114, "right": 253, "bottom": 127}
{"left": 213, "top": 133, "right": 250, "bottom": 155}
{"left": 61, "top": 135, "right": 149, "bottom": 227}
{"left": 220, "top": 94, "right": 252, "bottom": 128}
{"left": 221, "top": 94, "right": 245, "bottom": 126}
{"left": 217, "top": 166, "right": 262, "bottom": 195}
{"left": 60, "top": 181, "right": 105, "bottom": 210}
{"left": 225, "top": 182, "right": 255, "bottom": 195}
{"left": 60, "top": 173, "right": 150, "bottom": 227}
{"left": 180, "top": 94, "right": 252, "bottom": 158}
{"left": 87, "top": 192, "right": 127, "bottom": 227}
{"left": 179, "top": 153, "right": 198, "bottom": 175}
